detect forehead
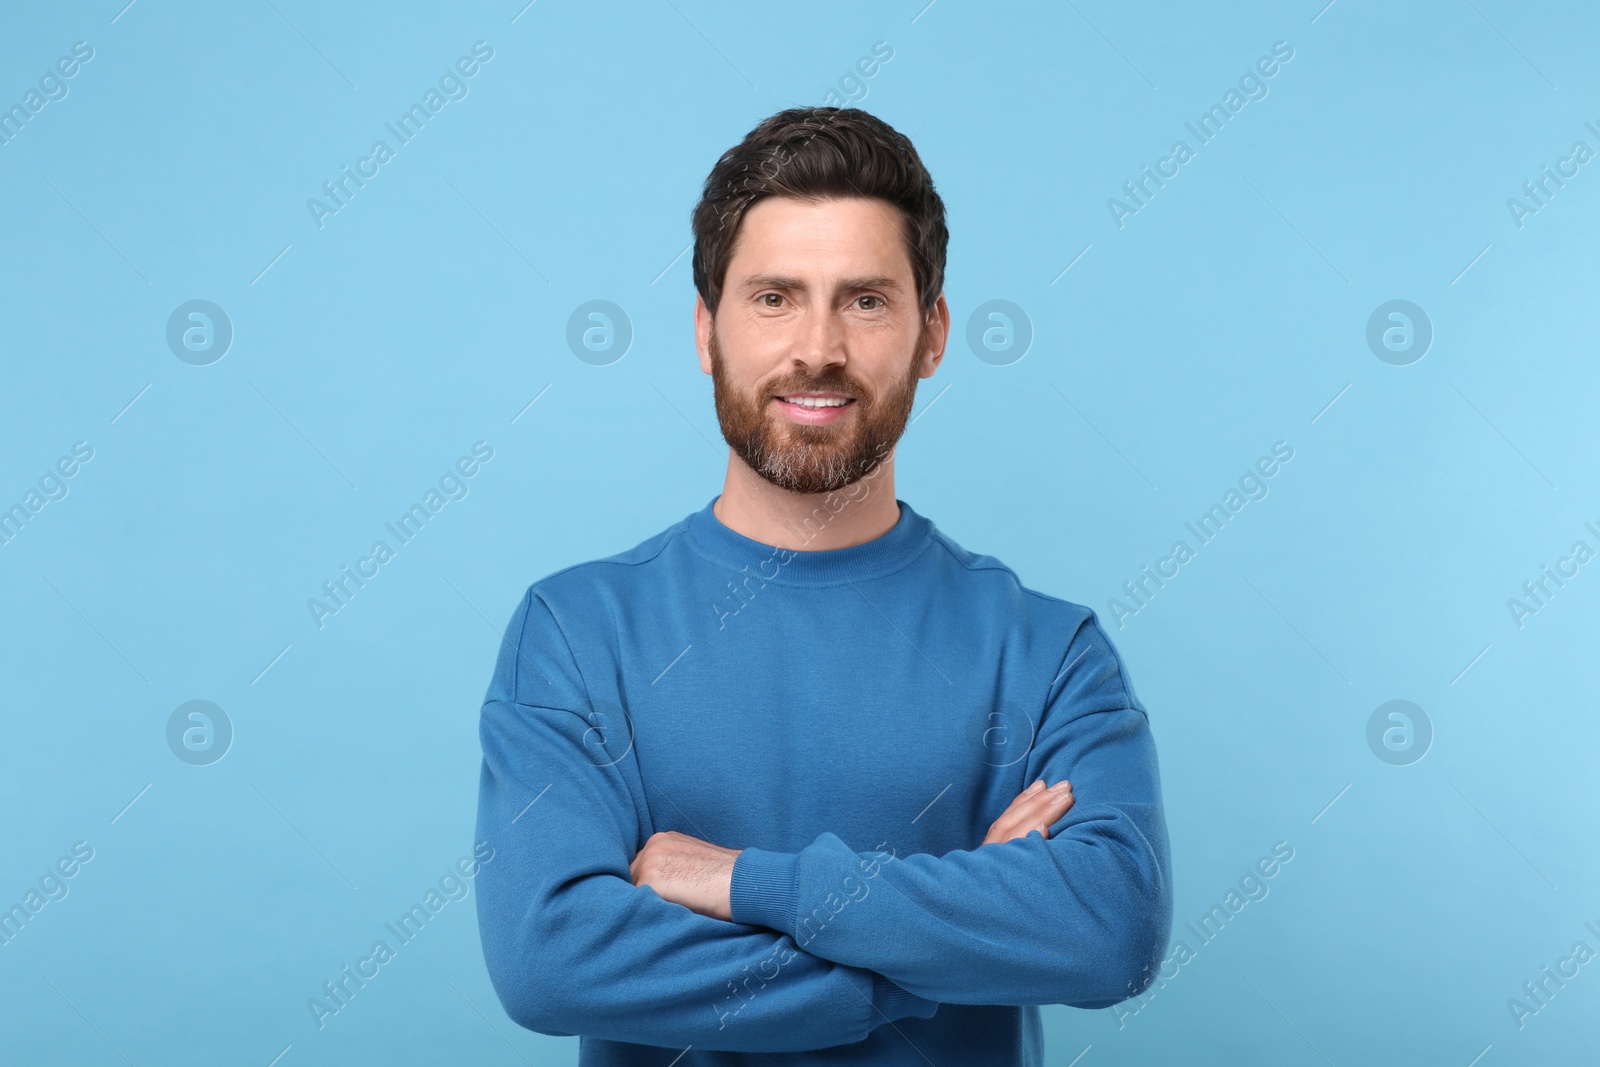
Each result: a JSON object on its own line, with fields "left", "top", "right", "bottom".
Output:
{"left": 727, "top": 196, "right": 912, "bottom": 282}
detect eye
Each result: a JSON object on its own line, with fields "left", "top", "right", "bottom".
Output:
{"left": 854, "top": 295, "right": 883, "bottom": 310}
{"left": 760, "top": 293, "right": 785, "bottom": 308}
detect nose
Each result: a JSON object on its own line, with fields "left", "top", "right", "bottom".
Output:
{"left": 793, "top": 300, "right": 847, "bottom": 377}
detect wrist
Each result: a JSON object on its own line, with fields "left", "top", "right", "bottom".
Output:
{"left": 728, "top": 847, "right": 799, "bottom": 934}
{"left": 872, "top": 971, "right": 940, "bottom": 1022}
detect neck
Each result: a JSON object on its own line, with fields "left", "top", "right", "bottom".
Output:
{"left": 713, "top": 451, "right": 901, "bottom": 552}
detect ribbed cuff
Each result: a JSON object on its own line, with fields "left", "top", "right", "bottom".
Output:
{"left": 728, "top": 847, "right": 799, "bottom": 934}
{"left": 872, "top": 971, "right": 940, "bottom": 1022}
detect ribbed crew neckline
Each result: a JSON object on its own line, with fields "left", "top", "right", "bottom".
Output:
{"left": 684, "top": 494, "right": 934, "bottom": 586}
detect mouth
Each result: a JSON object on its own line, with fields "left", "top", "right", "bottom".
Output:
{"left": 772, "top": 393, "right": 857, "bottom": 424}
{"left": 775, "top": 392, "right": 854, "bottom": 407}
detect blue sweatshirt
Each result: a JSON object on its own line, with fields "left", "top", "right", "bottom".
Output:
{"left": 474, "top": 494, "right": 1173, "bottom": 1065}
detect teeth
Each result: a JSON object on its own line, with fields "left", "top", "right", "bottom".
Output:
{"left": 782, "top": 396, "right": 850, "bottom": 408}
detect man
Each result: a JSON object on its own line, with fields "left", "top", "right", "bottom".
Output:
{"left": 473, "top": 106, "right": 1172, "bottom": 1065}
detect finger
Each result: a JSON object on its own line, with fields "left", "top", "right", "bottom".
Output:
{"left": 998, "top": 780, "right": 1048, "bottom": 820}
{"left": 992, "top": 783, "right": 1073, "bottom": 839}
{"left": 986, "top": 781, "right": 1072, "bottom": 842}
{"left": 1015, "top": 778, "right": 1070, "bottom": 804}
{"left": 987, "top": 782, "right": 1042, "bottom": 833}
{"left": 1006, "top": 779, "right": 1046, "bottom": 808}
{"left": 1010, "top": 782, "right": 1074, "bottom": 824}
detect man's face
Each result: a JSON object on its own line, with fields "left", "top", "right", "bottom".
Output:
{"left": 697, "top": 195, "right": 948, "bottom": 495}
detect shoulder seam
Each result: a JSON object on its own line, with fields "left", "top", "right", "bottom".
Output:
{"left": 928, "top": 531, "right": 1012, "bottom": 577}
{"left": 509, "top": 587, "right": 533, "bottom": 698}
{"left": 526, "top": 589, "right": 596, "bottom": 713}
{"left": 929, "top": 532, "right": 1081, "bottom": 607}
{"left": 530, "top": 520, "right": 689, "bottom": 589}
{"left": 1081, "top": 612, "right": 1147, "bottom": 717}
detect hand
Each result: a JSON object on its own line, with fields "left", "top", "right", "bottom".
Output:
{"left": 982, "top": 778, "right": 1074, "bottom": 845}
{"left": 629, "top": 831, "right": 741, "bottom": 921}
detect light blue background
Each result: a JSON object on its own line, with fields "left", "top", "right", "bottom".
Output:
{"left": 3, "top": 1, "right": 1597, "bottom": 1064}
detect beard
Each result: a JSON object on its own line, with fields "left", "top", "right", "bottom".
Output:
{"left": 708, "top": 322, "right": 926, "bottom": 494}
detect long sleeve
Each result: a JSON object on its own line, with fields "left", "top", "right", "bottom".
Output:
{"left": 473, "top": 587, "right": 940, "bottom": 1052}
{"left": 727, "top": 612, "right": 1173, "bottom": 1009}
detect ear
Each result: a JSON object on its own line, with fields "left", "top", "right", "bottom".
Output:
{"left": 919, "top": 292, "right": 951, "bottom": 379}
{"left": 695, "top": 293, "right": 714, "bottom": 375}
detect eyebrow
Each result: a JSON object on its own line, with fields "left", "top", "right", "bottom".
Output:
{"left": 737, "top": 273, "right": 903, "bottom": 295}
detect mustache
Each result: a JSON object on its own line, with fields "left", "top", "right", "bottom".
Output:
{"left": 765, "top": 373, "right": 866, "bottom": 399}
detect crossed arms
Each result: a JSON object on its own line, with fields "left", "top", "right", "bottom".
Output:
{"left": 473, "top": 588, "right": 1173, "bottom": 1053}
{"left": 626, "top": 774, "right": 1080, "bottom": 922}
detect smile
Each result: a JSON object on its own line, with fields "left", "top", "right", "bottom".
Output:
{"left": 776, "top": 395, "right": 853, "bottom": 408}
{"left": 772, "top": 395, "right": 856, "bottom": 424}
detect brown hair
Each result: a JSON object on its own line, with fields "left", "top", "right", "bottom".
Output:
{"left": 690, "top": 107, "right": 948, "bottom": 320}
